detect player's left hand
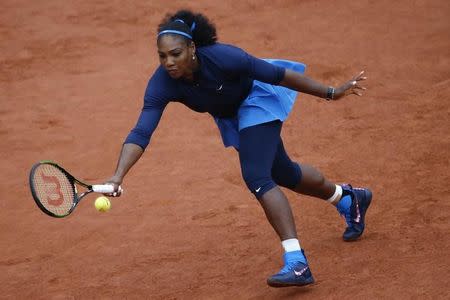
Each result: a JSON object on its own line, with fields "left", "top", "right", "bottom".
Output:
{"left": 333, "top": 71, "right": 367, "bottom": 100}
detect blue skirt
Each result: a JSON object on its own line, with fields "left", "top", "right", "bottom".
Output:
{"left": 214, "top": 59, "right": 306, "bottom": 149}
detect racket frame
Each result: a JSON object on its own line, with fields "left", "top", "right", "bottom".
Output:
{"left": 29, "top": 161, "right": 100, "bottom": 218}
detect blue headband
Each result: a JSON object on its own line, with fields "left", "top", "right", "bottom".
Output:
{"left": 158, "top": 19, "right": 196, "bottom": 40}
{"left": 158, "top": 30, "right": 192, "bottom": 40}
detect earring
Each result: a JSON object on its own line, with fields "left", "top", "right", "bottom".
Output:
{"left": 192, "top": 54, "right": 196, "bottom": 60}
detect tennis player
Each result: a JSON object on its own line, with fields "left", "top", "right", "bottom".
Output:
{"left": 105, "top": 10, "right": 372, "bottom": 287}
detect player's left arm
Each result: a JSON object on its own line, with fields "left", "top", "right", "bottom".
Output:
{"left": 218, "top": 44, "right": 366, "bottom": 100}
{"left": 279, "top": 69, "right": 367, "bottom": 100}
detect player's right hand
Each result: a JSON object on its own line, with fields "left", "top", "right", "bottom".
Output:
{"left": 103, "top": 176, "right": 123, "bottom": 197}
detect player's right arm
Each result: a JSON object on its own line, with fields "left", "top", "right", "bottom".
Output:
{"left": 105, "top": 143, "right": 144, "bottom": 192}
{"left": 105, "top": 67, "right": 177, "bottom": 195}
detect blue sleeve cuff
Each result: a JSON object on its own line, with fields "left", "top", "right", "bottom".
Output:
{"left": 124, "top": 129, "right": 150, "bottom": 150}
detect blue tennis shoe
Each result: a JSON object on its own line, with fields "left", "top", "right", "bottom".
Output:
{"left": 267, "top": 250, "right": 314, "bottom": 287}
{"left": 337, "top": 184, "right": 372, "bottom": 241}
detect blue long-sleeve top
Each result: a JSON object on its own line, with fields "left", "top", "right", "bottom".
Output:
{"left": 125, "top": 43, "right": 286, "bottom": 150}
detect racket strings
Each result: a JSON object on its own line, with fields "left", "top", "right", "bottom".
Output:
{"left": 31, "top": 164, "right": 75, "bottom": 216}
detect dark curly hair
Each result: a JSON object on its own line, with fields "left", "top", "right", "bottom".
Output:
{"left": 157, "top": 10, "right": 217, "bottom": 47}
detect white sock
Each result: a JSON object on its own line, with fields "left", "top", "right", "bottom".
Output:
{"left": 327, "top": 185, "right": 343, "bottom": 205}
{"left": 281, "top": 238, "right": 301, "bottom": 253}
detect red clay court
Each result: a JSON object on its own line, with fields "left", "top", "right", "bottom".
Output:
{"left": 1, "top": 0, "right": 449, "bottom": 299}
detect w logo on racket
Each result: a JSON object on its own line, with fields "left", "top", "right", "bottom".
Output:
{"left": 40, "top": 172, "right": 64, "bottom": 206}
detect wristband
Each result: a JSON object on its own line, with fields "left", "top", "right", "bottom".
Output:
{"left": 326, "top": 87, "right": 335, "bottom": 100}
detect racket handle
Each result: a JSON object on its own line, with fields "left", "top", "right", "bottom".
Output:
{"left": 92, "top": 184, "right": 122, "bottom": 194}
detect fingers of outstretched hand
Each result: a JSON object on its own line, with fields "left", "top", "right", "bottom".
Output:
{"left": 353, "top": 83, "right": 366, "bottom": 90}
{"left": 333, "top": 71, "right": 367, "bottom": 100}
{"left": 349, "top": 71, "right": 367, "bottom": 96}
{"left": 349, "top": 84, "right": 365, "bottom": 96}
{"left": 352, "top": 89, "right": 363, "bottom": 96}
{"left": 354, "top": 70, "right": 367, "bottom": 80}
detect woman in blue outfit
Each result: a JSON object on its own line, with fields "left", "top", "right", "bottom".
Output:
{"left": 105, "top": 10, "right": 372, "bottom": 287}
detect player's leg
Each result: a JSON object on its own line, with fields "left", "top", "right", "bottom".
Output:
{"left": 238, "top": 121, "right": 314, "bottom": 287}
{"left": 271, "top": 141, "right": 372, "bottom": 241}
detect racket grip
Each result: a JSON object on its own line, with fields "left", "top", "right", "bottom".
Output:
{"left": 92, "top": 184, "right": 117, "bottom": 193}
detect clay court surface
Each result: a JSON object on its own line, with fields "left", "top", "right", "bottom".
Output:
{"left": 1, "top": 0, "right": 449, "bottom": 299}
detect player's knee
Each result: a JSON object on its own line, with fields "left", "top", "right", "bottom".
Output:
{"left": 241, "top": 165, "right": 276, "bottom": 199}
{"left": 272, "top": 162, "right": 302, "bottom": 189}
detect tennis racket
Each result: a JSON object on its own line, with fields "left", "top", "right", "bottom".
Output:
{"left": 29, "top": 160, "right": 123, "bottom": 218}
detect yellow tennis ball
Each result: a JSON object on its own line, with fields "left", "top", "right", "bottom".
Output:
{"left": 94, "top": 196, "right": 111, "bottom": 212}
